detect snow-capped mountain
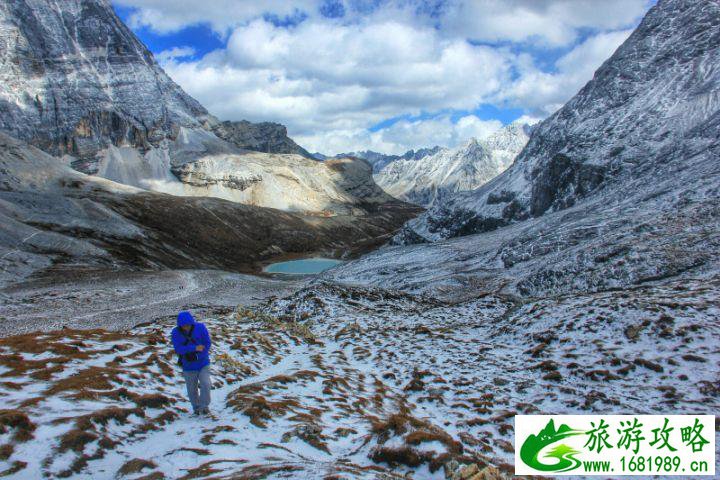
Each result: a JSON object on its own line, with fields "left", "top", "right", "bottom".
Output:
{"left": 331, "top": 146, "right": 443, "bottom": 173}
{"left": 0, "top": 0, "right": 421, "bottom": 283}
{"left": 374, "top": 122, "right": 531, "bottom": 206}
{"left": 324, "top": 0, "right": 720, "bottom": 301}
{"left": 393, "top": 0, "right": 719, "bottom": 246}
{"left": 0, "top": 0, "right": 413, "bottom": 219}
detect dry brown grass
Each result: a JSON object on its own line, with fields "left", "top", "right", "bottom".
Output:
{"left": 57, "top": 429, "right": 99, "bottom": 453}
{"left": 0, "top": 409, "right": 36, "bottom": 442}
{"left": 133, "top": 393, "right": 174, "bottom": 409}
{"left": 226, "top": 392, "right": 300, "bottom": 428}
{"left": 0, "top": 460, "right": 27, "bottom": 477}
{"left": 45, "top": 365, "right": 122, "bottom": 398}
{"left": 76, "top": 406, "right": 145, "bottom": 430}
{"left": 177, "top": 459, "right": 248, "bottom": 480}
{"left": 117, "top": 458, "right": 157, "bottom": 476}
{"left": 0, "top": 444, "right": 13, "bottom": 460}
{"left": 368, "top": 405, "right": 464, "bottom": 472}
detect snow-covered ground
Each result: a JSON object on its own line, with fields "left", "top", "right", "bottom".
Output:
{"left": 0, "top": 279, "right": 716, "bottom": 479}
{"left": 0, "top": 269, "right": 304, "bottom": 335}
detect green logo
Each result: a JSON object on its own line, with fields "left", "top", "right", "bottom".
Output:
{"left": 520, "top": 419, "right": 585, "bottom": 472}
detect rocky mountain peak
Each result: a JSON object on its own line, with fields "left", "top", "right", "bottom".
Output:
{"left": 374, "top": 122, "right": 531, "bottom": 207}
{"left": 0, "top": 0, "right": 210, "bottom": 171}
{"left": 395, "top": 0, "right": 720, "bottom": 243}
{"left": 210, "top": 120, "right": 313, "bottom": 158}
{"left": 0, "top": 0, "right": 315, "bottom": 171}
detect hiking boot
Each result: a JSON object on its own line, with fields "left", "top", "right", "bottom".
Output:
{"left": 201, "top": 407, "right": 210, "bottom": 416}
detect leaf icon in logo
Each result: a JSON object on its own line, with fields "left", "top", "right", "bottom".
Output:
{"left": 520, "top": 419, "right": 584, "bottom": 472}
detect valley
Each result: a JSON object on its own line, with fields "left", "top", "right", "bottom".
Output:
{"left": 0, "top": 0, "right": 718, "bottom": 478}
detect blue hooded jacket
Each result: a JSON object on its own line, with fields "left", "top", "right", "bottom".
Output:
{"left": 171, "top": 311, "right": 211, "bottom": 371}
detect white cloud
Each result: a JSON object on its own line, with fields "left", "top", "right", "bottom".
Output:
{"left": 160, "top": 18, "right": 513, "bottom": 146}
{"left": 155, "top": 46, "right": 196, "bottom": 62}
{"left": 500, "top": 29, "right": 634, "bottom": 115}
{"left": 135, "top": 1, "right": 651, "bottom": 153}
{"left": 437, "top": 0, "right": 650, "bottom": 47}
{"left": 114, "top": 0, "right": 650, "bottom": 47}
{"left": 294, "top": 115, "right": 503, "bottom": 155}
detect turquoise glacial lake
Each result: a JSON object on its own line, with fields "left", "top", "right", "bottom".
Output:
{"left": 263, "top": 257, "right": 344, "bottom": 275}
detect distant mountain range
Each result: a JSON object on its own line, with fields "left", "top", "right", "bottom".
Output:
{"left": 312, "top": 123, "right": 530, "bottom": 208}
{"left": 373, "top": 122, "right": 531, "bottom": 206}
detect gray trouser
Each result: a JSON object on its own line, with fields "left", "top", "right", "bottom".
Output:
{"left": 182, "top": 365, "right": 211, "bottom": 412}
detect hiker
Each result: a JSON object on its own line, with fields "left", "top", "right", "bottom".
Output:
{"left": 171, "top": 311, "right": 212, "bottom": 415}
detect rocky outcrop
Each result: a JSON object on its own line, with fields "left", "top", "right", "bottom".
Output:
{"left": 395, "top": 0, "right": 720, "bottom": 243}
{"left": 167, "top": 150, "right": 400, "bottom": 215}
{"left": 211, "top": 120, "right": 313, "bottom": 158}
{"left": 0, "top": 0, "right": 209, "bottom": 171}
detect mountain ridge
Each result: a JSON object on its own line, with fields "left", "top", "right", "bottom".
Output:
{"left": 374, "top": 122, "right": 531, "bottom": 207}
{"left": 392, "top": 0, "right": 719, "bottom": 245}
{"left": 0, "top": 0, "right": 313, "bottom": 172}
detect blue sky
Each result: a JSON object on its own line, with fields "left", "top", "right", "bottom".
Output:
{"left": 112, "top": 0, "right": 654, "bottom": 155}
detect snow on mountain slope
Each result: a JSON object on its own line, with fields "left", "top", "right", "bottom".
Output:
{"left": 0, "top": 0, "right": 208, "bottom": 170}
{"left": 332, "top": 147, "right": 444, "bottom": 173}
{"left": 374, "top": 123, "right": 530, "bottom": 206}
{"left": 395, "top": 0, "right": 719, "bottom": 244}
{"left": 0, "top": 281, "right": 716, "bottom": 478}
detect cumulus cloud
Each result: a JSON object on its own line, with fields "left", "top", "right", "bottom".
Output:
{"left": 436, "top": 0, "right": 649, "bottom": 47}
{"left": 294, "top": 115, "right": 504, "bottom": 155}
{"left": 124, "top": 0, "right": 651, "bottom": 153}
{"left": 115, "top": 0, "right": 650, "bottom": 46}
{"left": 160, "top": 17, "right": 513, "bottom": 153}
{"left": 501, "top": 29, "right": 634, "bottom": 115}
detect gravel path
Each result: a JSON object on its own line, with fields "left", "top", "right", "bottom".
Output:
{"left": 0, "top": 269, "right": 306, "bottom": 335}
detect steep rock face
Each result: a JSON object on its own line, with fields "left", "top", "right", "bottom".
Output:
{"left": 0, "top": 0, "right": 209, "bottom": 171}
{"left": 211, "top": 120, "right": 313, "bottom": 158}
{"left": 168, "top": 151, "right": 398, "bottom": 215}
{"left": 0, "top": 0, "right": 316, "bottom": 173}
{"left": 395, "top": 0, "right": 719, "bottom": 243}
{"left": 375, "top": 122, "right": 530, "bottom": 207}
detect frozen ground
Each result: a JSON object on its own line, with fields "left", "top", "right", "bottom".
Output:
{"left": 0, "top": 278, "right": 716, "bottom": 479}
{"left": 0, "top": 269, "right": 304, "bottom": 335}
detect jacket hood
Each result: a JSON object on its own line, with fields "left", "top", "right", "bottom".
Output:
{"left": 177, "top": 311, "right": 196, "bottom": 327}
